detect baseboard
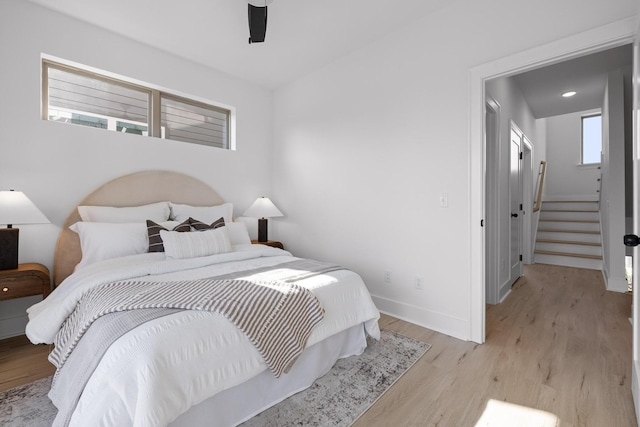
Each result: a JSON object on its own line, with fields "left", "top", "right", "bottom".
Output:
{"left": 371, "top": 295, "right": 470, "bottom": 342}
{"left": 499, "top": 278, "right": 512, "bottom": 301}
{"left": 607, "top": 275, "right": 630, "bottom": 293}
{"left": 499, "top": 288, "right": 512, "bottom": 303}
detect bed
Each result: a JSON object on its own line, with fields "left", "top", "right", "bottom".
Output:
{"left": 25, "top": 171, "right": 380, "bottom": 427}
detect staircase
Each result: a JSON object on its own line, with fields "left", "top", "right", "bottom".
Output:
{"left": 534, "top": 200, "right": 602, "bottom": 270}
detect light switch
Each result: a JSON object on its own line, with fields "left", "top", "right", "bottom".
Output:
{"left": 439, "top": 192, "right": 448, "bottom": 208}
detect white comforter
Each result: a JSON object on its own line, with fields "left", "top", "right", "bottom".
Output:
{"left": 26, "top": 245, "right": 380, "bottom": 427}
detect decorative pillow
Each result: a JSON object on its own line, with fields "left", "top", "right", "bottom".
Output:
{"left": 78, "top": 202, "right": 170, "bottom": 223}
{"left": 189, "top": 217, "right": 251, "bottom": 246}
{"left": 224, "top": 221, "right": 252, "bottom": 245}
{"left": 146, "top": 219, "right": 191, "bottom": 253}
{"left": 69, "top": 222, "right": 149, "bottom": 269}
{"left": 160, "top": 227, "right": 232, "bottom": 260}
{"left": 188, "top": 217, "right": 225, "bottom": 231}
{"left": 170, "top": 202, "right": 233, "bottom": 223}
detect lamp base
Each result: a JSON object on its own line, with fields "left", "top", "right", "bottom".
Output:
{"left": 0, "top": 228, "right": 19, "bottom": 270}
{"left": 257, "top": 218, "right": 268, "bottom": 242}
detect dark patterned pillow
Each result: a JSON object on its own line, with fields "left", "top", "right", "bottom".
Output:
{"left": 146, "top": 219, "right": 191, "bottom": 252}
{"left": 189, "top": 217, "right": 225, "bottom": 231}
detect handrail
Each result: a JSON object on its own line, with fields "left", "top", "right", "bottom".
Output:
{"left": 533, "top": 160, "right": 546, "bottom": 212}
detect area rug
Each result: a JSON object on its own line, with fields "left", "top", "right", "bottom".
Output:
{"left": 0, "top": 329, "right": 430, "bottom": 427}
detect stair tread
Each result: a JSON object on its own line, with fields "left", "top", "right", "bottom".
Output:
{"left": 542, "top": 200, "right": 598, "bottom": 203}
{"left": 534, "top": 250, "right": 602, "bottom": 260}
{"left": 537, "top": 228, "right": 600, "bottom": 234}
{"left": 536, "top": 238, "right": 601, "bottom": 246}
{"left": 539, "top": 219, "right": 599, "bottom": 223}
{"left": 541, "top": 209, "right": 599, "bottom": 213}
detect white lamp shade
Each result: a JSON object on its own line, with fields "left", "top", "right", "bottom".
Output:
{"left": 0, "top": 191, "right": 50, "bottom": 226}
{"left": 243, "top": 197, "right": 283, "bottom": 219}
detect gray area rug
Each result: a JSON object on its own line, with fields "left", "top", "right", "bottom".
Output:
{"left": 0, "top": 329, "right": 429, "bottom": 427}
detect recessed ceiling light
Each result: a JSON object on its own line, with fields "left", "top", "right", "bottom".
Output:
{"left": 562, "top": 91, "right": 577, "bottom": 98}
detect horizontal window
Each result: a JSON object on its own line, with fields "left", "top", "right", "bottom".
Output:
{"left": 42, "top": 59, "right": 232, "bottom": 149}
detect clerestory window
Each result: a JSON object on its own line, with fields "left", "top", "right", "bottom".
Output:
{"left": 42, "top": 58, "right": 233, "bottom": 150}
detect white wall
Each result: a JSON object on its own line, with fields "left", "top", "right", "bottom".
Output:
{"left": 544, "top": 110, "right": 602, "bottom": 199}
{"left": 2, "top": 0, "right": 637, "bottom": 341}
{"left": 0, "top": 1, "right": 274, "bottom": 338}
{"left": 601, "top": 70, "right": 628, "bottom": 292}
{"left": 272, "top": 0, "right": 637, "bottom": 340}
{"left": 485, "top": 76, "right": 546, "bottom": 303}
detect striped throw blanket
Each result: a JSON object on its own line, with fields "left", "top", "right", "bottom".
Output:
{"left": 51, "top": 277, "right": 325, "bottom": 377}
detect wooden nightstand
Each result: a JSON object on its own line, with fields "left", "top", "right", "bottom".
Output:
{"left": 0, "top": 263, "right": 51, "bottom": 301}
{"left": 251, "top": 240, "right": 284, "bottom": 250}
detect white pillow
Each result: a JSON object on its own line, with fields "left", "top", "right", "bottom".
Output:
{"left": 170, "top": 202, "right": 233, "bottom": 223}
{"left": 161, "top": 227, "right": 232, "bottom": 260}
{"left": 69, "top": 222, "right": 149, "bottom": 269}
{"left": 225, "top": 221, "right": 251, "bottom": 245}
{"left": 78, "top": 202, "right": 170, "bottom": 223}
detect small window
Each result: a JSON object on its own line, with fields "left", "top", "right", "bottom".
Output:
{"left": 581, "top": 114, "right": 602, "bottom": 164}
{"left": 43, "top": 59, "right": 232, "bottom": 149}
{"left": 161, "top": 95, "right": 229, "bottom": 149}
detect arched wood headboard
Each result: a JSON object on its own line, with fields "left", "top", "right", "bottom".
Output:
{"left": 53, "top": 171, "right": 224, "bottom": 287}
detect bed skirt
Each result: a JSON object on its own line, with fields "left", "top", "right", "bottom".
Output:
{"left": 169, "top": 323, "right": 368, "bottom": 427}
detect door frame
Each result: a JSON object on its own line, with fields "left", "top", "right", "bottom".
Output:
{"left": 631, "top": 26, "right": 640, "bottom": 427}
{"left": 522, "top": 136, "right": 534, "bottom": 264}
{"left": 485, "top": 97, "right": 501, "bottom": 305}
{"left": 508, "top": 121, "right": 525, "bottom": 291}
{"left": 468, "top": 16, "right": 637, "bottom": 344}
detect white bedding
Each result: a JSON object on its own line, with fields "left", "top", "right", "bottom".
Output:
{"left": 26, "top": 244, "right": 380, "bottom": 427}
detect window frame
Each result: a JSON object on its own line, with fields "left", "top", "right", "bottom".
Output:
{"left": 580, "top": 112, "right": 602, "bottom": 166}
{"left": 42, "top": 58, "right": 233, "bottom": 150}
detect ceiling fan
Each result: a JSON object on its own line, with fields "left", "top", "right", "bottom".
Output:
{"left": 248, "top": 0, "right": 273, "bottom": 44}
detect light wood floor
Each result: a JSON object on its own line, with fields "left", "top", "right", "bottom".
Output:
{"left": 0, "top": 263, "right": 635, "bottom": 426}
{"left": 356, "top": 264, "right": 636, "bottom": 426}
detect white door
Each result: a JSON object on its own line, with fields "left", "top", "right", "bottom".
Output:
{"left": 629, "top": 36, "right": 640, "bottom": 425}
{"left": 509, "top": 125, "right": 523, "bottom": 285}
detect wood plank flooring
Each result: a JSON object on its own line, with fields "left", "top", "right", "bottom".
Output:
{"left": 0, "top": 335, "right": 53, "bottom": 392}
{"left": 0, "top": 263, "right": 635, "bottom": 426}
{"left": 355, "top": 264, "right": 635, "bottom": 426}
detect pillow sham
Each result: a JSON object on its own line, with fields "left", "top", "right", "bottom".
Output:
{"left": 224, "top": 221, "right": 252, "bottom": 245}
{"left": 78, "top": 202, "right": 170, "bottom": 223}
{"left": 160, "top": 227, "right": 232, "bottom": 260}
{"left": 69, "top": 222, "right": 149, "bottom": 270}
{"left": 170, "top": 202, "right": 233, "bottom": 223}
{"left": 146, "top": 219, "right": 191, "bottom": 253}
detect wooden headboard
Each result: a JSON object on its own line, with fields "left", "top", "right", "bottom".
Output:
{"left": 53, "top": 171, "right": 224, "bottom": 287}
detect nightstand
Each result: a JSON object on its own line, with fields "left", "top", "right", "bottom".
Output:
{"left": 0, "top": 263, "right": 51, "bottom": 301}
{"left": 251, "top": 240, "right": 284, "bottom": 250}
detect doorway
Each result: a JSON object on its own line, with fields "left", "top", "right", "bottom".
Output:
{"left": 469, "top": 18, "right": 636, "bottom": 344}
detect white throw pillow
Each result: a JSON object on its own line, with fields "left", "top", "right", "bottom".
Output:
{"left": 78, "top": 202, "right": 170, "bottom": 223}
{"left": 170, "top": 202, "right": 233, "bottom": 223}
{"left": 161, "top": 227, "right": 232, "bottom": 259}
{"left": 225, "top": 221, "right": 251, "bottom": 245}
{"left": 69, "top": 222, "right": 149, "bottom": 269}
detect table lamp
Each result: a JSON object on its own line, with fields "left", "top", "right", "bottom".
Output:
{"left": 0, "top": 190, "right": 50, "bottom": 270}
{"left": 243, "top": 197, "right": 283, "bottom": 242}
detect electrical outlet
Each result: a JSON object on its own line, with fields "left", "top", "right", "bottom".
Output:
{"left": 415, "top": 276, "right": 424, "bottom": 290}
{"left": 384, "top": 270, "right": 392, "bottom": 284}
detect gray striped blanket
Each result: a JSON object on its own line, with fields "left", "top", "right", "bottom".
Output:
{"left": 51, "top": 277, "right": 325, "bottom": 378}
